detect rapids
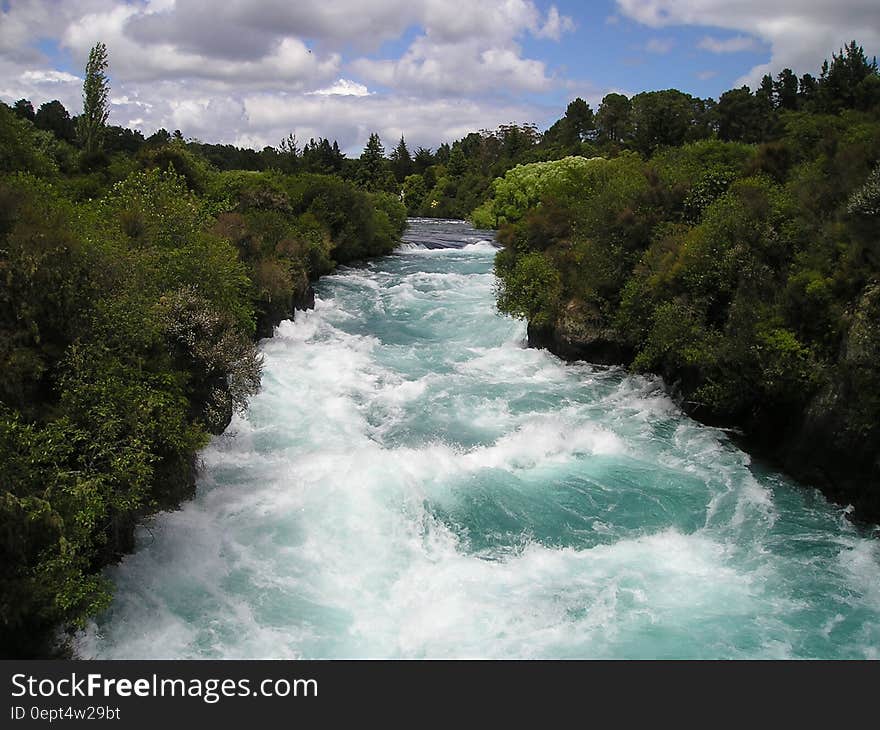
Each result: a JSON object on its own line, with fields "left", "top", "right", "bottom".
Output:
{"left": 77, "top": 219, "right": 880, "bottom": 659}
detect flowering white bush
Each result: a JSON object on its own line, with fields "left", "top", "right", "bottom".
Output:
{"left": 159, "top": 286, "right": 262, "bottom": 432}
{"left": 847, "top": 165, "right": 880, "bottom": 216}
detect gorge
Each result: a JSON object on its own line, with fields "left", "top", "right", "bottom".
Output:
{"left": 77, "top": 219, "right": 880, "bottom": 659}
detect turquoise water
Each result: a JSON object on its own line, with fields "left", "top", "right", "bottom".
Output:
{"left": 78, "top": 219, "right": 880, "bottom": 659}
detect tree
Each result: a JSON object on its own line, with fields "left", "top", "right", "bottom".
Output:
{"left": 77, "top": 42, "right": 111, "bottom": 157}
{"left": 356, "top": 132, "right": 394, "bottom": 192}
{"left": 565, "top": 98, "right": 595, "bottom": 143}
{"left": 757, "top": 74, "right": 775, "bottom": 108}
{"left": 390, "top": 136, "right": 413, "bottom": 182}
{"left": 12, "top": 99, "right": 34, "bottom": 122}
{"left": 629, "top": 89, "right": 696, "bottom": 155}
{"left": 818, "top": 40, "right": 880, "bottom": 112}
{"left": 34, "top": 100, "right": 76, "bottom": 143}
{"left": 413, "top": 147, "right": 434, "bottom": 174}
{"left": 277, "top": 132, "right": 299, "bottom": 173}
{"left": 774, "top": 69, "right": 799, "bottom": 110}
{"left": 435, "top": 142, "right": 451, "bottom": 164}
{"left": 146, "top": 128, "right": 172, "bottom": 146}
{"left": 402, "top": 174, "right": 427, "bottom": 214}
{"left": 799, "top": 73, "right": 819, "bottom": 108}
{"left": 717, "top": 86, "right": 772, "bottom": 143}
{"left": 544, "top": 98, "right": 595, "bottom": 150}
{"left": 447, "top": 144, "right": 467, "bottom": 177}
{"left": 104, "top": 125, "right": 145, "bottom": 154}
{"left": 496, "top": 123, "right": 540, "bottom": 158}
{"left": 596, "top": 93, "right": 631, "bottom": 145}
{"left": 279, "top": 132, "right": 299, "bottom": 158}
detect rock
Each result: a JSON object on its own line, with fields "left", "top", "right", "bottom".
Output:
{"left": 527, "top": 299, "right": 631, "bottom": 365}
{"left": 294, "top": 284, "right": 316, "bottom": 312}
{"left": 779, "top": 282, "right": 880, "bottom": 522}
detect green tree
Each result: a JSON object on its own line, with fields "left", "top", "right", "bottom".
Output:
{"left": 12, "top": 99, "right": 35, "bottom": 122}
{"left": 544, "top": 98, "right": 595, "bottom": 150}
{"left": 356, "top": 132, "right": 394, "bottom": 192}
{"left": 799, "top": 73, "right": 819, "bottom": 108}
{"left": 413, "top": 147, "right": 434, "bottom": 174}
{"left": 818, "top": 40, "right": 880, "bottom": 112}
{"left": 390, "top": 136, "right": 414, "bottom": 182}
{"left": 565, "top": 98, "right": 595, "bottom": 142}
{"left": 447, "top": 144, "right": 467, "bottom": 177}
{"left": 774, "top": 69, "right": 799, "bottom": 110}
{"left": 77, "top": 42, "right": 111, "bottom": 157}
{"left": 595, "top": 93, "right": 631, "bottom": 145}
{"left": 717, "top": 87, "right": 770, "bottom": 142}
{"left": 629, "top": 89, "right": 697, "bottom": 155}
{"left": 402, "top": 174, "right": 427, "bottom": 214}
{"left": 757, "top": 73, "right": 776, "bottom": 108}
{"left": 34, "top": 100, "right": 76, "bottom": 144}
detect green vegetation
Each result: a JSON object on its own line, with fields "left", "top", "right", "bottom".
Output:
{"left": 0, "top": 45, "right": 404, "bottom": 657}
{"left": 487, "top": 42, "right": 880, "bottom": 520}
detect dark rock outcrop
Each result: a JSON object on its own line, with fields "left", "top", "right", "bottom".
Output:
{"left": 527, "top": 299, "right": 631, "bottom": 365}
{"left": 777, "top": 283, "right": 880, "bottom": 521}
{"left": 255, "top": 283, "right": 317, "bottom": 339}
{"left": 294, "top": 283, "right": 317, "bottom": 312}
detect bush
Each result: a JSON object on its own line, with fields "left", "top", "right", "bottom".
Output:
{"left": 494, "top": 251, "right": 562, "bottom": 325}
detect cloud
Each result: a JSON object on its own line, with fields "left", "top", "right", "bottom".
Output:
{"left": 537, "top": 7, "right": 577, "bottom": 41}
{"left": 645, "top": 38, "right": 675, "bottom": 54}
{"left": 696, "top": 70, "right": 717, "bottom": 81}
{"left": 697, "top": 35, "right": 761, "bottom": 54}
{"left": 61, "top": 4, "right": 342, "bottom": 87}
{"left": 0, "top": 0, "right": 572, "bottom": 152}
{"left": 351, "top": 2, "right": 573, "bottom": 96}
{"left": 308, "top": 79, "right": 371, "bottom": 97}
{"left": 21, "top": 70, "right": 81, "bottom": 84}
{"left": 615, "top": 0, "right": 880, "bottom": 86}
{"left": 351, "top": 37, "right": 555, "bottom": 96}
{"left": 124, "top": 0, "right": 419, "bottom": 57}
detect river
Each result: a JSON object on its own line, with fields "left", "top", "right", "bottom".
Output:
{"left": 78, "top": 218, "right": 880, "bottom": 659}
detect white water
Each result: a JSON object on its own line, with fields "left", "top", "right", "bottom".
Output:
{"left": 78, "top": 219, "right": 880, "bottom": 659}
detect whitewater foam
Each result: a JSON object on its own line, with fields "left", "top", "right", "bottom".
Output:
{"left": 77, "top": 219, "right": 880, "bottom": 659}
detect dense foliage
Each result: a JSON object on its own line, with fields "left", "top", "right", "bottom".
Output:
{"left": 488, "top": 43, "right": 880, "bottom": 520}
{"left": 0, "top": 50, "right": 404, "bottom": 656}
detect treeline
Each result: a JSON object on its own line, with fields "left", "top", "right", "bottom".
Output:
{"left": 485, "top": 42, "right": 880, "bottom": 521}
{"left": 1, "top": 49, "right": 405, "bottom": 656}
{"left": 364, "top": 41, "right": 880, "bottom": 222}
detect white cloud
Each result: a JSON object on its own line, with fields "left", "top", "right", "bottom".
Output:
{"left": 615, "top": 0, "right": 880, "bottom": 86}
{"left": 537, "top": 7, "right": 577, "bottom": 41}
{"left": 696, "top": 70, "right": 717, "bottom": 80}
{"left": 351, "top": 2, "right": 572, "bottom": 96}
{"left": 21, "top": 70, "right": 81, "bottom": 84}
{"left": 645, "top": 38, "right": 675, "bottom": 54}
{"left": 308, "top": 79, "right": 371, "bottom": 97}
{"left": 697, "top": 35, "right": 761, "bottom": 54}
{"left": 61, "top": 5, "right": 342, "bottom": 87}
{"left": 352, "top": 34, "right": 554, "bottom": 96}
{"left": 0, "top": 1, "right": 573, "bottom": 152}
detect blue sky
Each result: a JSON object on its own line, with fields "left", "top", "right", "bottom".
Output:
{"left": 522, "top": 1, "right": 771, "bottom": 100}
{"left": 0, "top": 1, "right": 876, "bottom": 153}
